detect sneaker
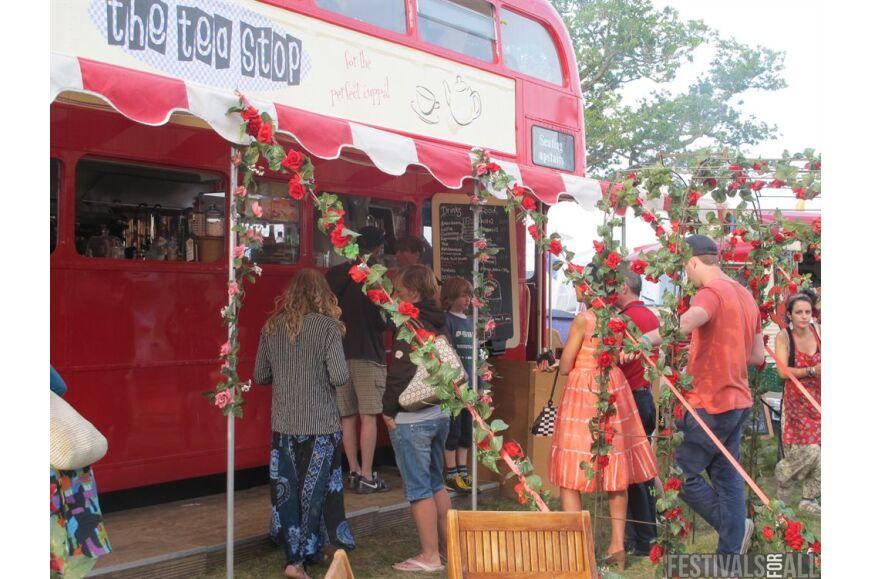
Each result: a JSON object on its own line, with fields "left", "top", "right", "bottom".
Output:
{"left": 347, "top": 471, "right": 361, "bottom": 492}
{"left": 740, "top": 518, "right": 754, "bottom": 555}
{"left": 445, "top": 474, "right": 471, "bottom": 493}
{"left": 357, "top": 472, "right": 391, "bottom": 494}
{"left": 799, "top": 499, "right": 821, "bottom": 515}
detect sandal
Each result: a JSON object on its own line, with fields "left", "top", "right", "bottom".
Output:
{"left": 392, "top": 557, "right": 445, "bottom": 573}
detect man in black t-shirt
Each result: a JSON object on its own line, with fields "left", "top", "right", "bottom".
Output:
{"left": 326, "top": 226, "right": 392, "bottom": 493}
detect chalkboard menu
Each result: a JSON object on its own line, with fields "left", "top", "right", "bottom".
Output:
{"left": 432, "top": 194, "right": 519, "bottom": 349}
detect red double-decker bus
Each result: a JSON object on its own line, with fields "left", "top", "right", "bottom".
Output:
{"left": 51, "top": 0, "right": 595, "bottom": 492}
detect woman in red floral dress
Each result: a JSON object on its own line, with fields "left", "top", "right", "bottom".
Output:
{"left": 773, "top": 293, "right": 821, "bottom": 514}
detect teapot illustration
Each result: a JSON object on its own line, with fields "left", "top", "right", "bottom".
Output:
{"left": 443, "top": 75, "right": 482, "bottom": 126}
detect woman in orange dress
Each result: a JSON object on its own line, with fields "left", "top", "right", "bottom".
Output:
{"left": 550, "top": 286, "right": 658, "bottom": 568}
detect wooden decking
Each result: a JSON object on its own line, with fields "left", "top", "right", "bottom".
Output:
{"left": 91, "top": 467, "right": 498, "bottom": 578}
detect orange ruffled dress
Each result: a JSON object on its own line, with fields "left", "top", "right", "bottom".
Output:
{"left": 549, "top": 311, "right": 658, "bottom": 493}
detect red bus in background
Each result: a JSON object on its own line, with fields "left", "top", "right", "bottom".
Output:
{"left": 51, "top": 0, "right": 586, "bottom": 492}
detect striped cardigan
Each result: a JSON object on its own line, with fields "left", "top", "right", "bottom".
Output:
{"left": 254, "top": 313, "right": 350, "bottom": 435}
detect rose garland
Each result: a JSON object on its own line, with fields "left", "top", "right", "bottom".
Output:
{"left": 468, "top": 149, "right": 821, "bottom": 567}
{"left": 210, "top": 96, "right": 548, "bottom": 511}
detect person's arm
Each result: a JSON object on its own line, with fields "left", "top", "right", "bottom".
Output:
{"left": 748, "top": 332, "right": 765, "bottom": 367}
{"left": 559, "top": 314, "right": 587, "bottom": 376}
{"left": 773, "top": 331, "right": 819, "bottom": 379}
{"left": 641, "top": 305, "right": 710, "bottom": 348}
{"left": 50, "top": 367, "right": 67, "bottom": 397}
{"left": 253, "top": 330, "right": 273, "bottom": 385}
{"left": 324, "top": 322, "right": 350, "bottom": 388}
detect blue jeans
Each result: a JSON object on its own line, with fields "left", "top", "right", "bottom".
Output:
{"left": 625, "top": 388, "right": 657, "bottom": 553}
{"left": 676, "top": 408, "right": 751, "bottom": 554}
{"left": 389, "top": 418, "right": 450, "bottom": 502}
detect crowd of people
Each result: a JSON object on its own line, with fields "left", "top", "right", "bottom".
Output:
{"left": 248, "top": 230, "right": 821, "bottom": 577}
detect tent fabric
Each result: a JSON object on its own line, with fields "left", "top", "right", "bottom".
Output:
{"left": 51, "top": 53, "right": 604, "bottom": 208}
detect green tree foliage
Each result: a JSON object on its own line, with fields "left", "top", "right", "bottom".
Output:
{"left": 552, "top": 0, "right": 786, "bottom": 172}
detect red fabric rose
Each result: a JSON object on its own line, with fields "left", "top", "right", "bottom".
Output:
{"left": 809, "top": 540, "right": 820, "bottom": 555}
{"left": 486, "top": 162, "right": 501, "bottom": 173}
{"left": 688, "top": 190, "right": 702, "bottom": 206}
{"left": 602, "top": 336, "right": 618, "bottom": 347}
{"left": 649, "top": 544, "right": 664, "bottom": 564}
{"left": 607, "top": 318, "right": 626, "bottom": 334}
{"left": 590, "top": 297, "right": 606, "bottom": 310}
{"left": 784, "top": 520, "right": 804, "bottom": 551}
{"left": 415, "top": 328, "right": 435, "bottom": 343}
{"left": 596, "top": 454, "right": 609, "bottom": 468}
{"left": 665, "top": 507, "right": 682, "bottom": 521}
{"left": 503, "top": 441, "right": 524, "bottom": 459}
{"left": 792, "top": 187, "right": 807, "bottom": 199}
{"left": 770, "top": 179, "right": 785, "bottom": 188}
{"left": 794, "top": 252, "right": 803, "bottom": 263}
{"left": 528, "top": 224, "right": 541, "bottom": 240}
{"left": 605, "top": 294, "right": 619, "bottom": 305}
{"left": 349, "top": 264, "right": 368, "bottom": 284}
{"left": 281, "top": 149, "right": 305, "bottom": 172}
{"left": 597, "top": 352, "right": 613, "bottom": 368}
{"left": 245, "top": 115, "right": 262, "bottom": 137}
{"left": 604, "top": 251, "right": 621, "bottom": 269}
{"left": 673, "top": 404, "right": 685, "bottom": 419}
{"left": 330, "top": 225, "right": 351, "bottom": 249}
{"left": 367, "top": 289, "right": 390, "bottom": 304}
{"left": 521, "top": 195, "right": 537, "bottom": 211}
{"left": 763, "top": 526, "right": 775, "bottom": 541}
{"left": 630, "top": 259, "right": 648, "bottom": 275}
{"left": 642, "top": 211, "right": 655, "bottom": 223}
{"left": 750, "top": 179, "right": 765, "bottom": 191}
{"left": 703, "top": 178, "right": 717, "bottom": 188}
{"left": 398, "top": 302, "right": 420, "bottom": 319}
{"left": 593, "top": 240, "right": 606, "bottom": 254}
{"left": 241, "top": 105, "right": 260, "bottom": 121}
{"left": 548, "top": 238, "right": 563, "bottom": 256}
{"left": 288, "top": 174, "right": 306, "bottom": 200}
{"left": 655, "top": 226, "right": 666, "bottom": 237}
{"left": 256, "top": 122, "right": 273, "bottom": 143}
{"left": 478, "top": 434, "right": 491, "bottom": 450}
{"left": 664, "top": 477, "right": 683, "bottom": 492}
{"left": 812, "top": 218, "right": 821, "bottom": 235}
{"left": 567, "top": 262, "right": 584, "bottom": 274}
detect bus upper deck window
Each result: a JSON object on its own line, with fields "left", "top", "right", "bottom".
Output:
{"left": 501, "top": 9, "right": 563, "bottom": 85}
{"left": 418, "top": 0, "right": 496, "bottom": 62}
{"left": 316, "top": 0, "right": 407, "bottom": 34}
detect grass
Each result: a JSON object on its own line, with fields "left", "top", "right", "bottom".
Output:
{"left": 205, "top": 441, "right": 820, "bottom": 578}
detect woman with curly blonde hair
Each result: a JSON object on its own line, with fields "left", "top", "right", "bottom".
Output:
{"left": 254, "top": 269, "right": 355, "bottom": 579}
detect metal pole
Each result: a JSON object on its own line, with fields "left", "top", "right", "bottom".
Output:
{"left": 471, "top": 187, "right": 481, "bottom": 511}
{"left": 536, "top": 204, "right": 543, "bottom": 354}
{"left": 621, "top": 217, "right": 627, "bottom": 249}
{"left": 226, "top": 148, "right": 238, "bottom": 578}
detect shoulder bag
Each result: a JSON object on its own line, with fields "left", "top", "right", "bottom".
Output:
{"left": 399, "top": 336, "right": 468, "bottom": 412}
{"left": 50, "top": 391, "right": 108, "bottom": 471}
{"left": 531, "top": 370, "right": 561, "bottom": 437}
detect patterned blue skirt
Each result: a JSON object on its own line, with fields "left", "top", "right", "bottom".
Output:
{"left": 269, "top": 431, "right": 355, "bottom": 566}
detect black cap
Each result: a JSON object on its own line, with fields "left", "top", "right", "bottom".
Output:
{"left": 686, "top": 234, "right": 719, "bottom": 257}
{"left": 357, "top": 226, "right": 386, "bottom": 252}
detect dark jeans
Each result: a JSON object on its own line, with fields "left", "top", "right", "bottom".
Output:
{"left": 625, "top": 388, "right": 657, "bottom": 554}
{"left": 676, "top": 407, "right": 751, "bottom": 555}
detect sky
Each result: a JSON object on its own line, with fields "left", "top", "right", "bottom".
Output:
{"left": 545, "top": 0, "right": 821, "bottom": 310}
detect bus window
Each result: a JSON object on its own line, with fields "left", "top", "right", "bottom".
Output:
{"left": 316, "top": 0, "right": 407, "bottom": 34}
{"left": 500, "top": 9, "right": 563, "bottom": 85}
{"left": 75, "top": 159, "right": 225, "bottom": 262}
{"left": 51, "top": 159, "right": 60, "bottom": 253}
{"left": 418, "top": 0, "right": 495, "bottom": 62}
{"left": 239, "top": 181, "right": 301, "bottom": 266}
{"left": 313, "top": 194, "right": 411, "bottom": 268}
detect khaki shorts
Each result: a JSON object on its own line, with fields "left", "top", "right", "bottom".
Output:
{"left": 337, "top": 359, "right": 387, "bottom": 417}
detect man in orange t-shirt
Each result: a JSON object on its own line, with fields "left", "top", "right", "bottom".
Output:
{"left": 637, "top": 235, "right": 764, "bottom": 555}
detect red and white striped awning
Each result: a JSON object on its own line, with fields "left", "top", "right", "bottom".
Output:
{"left": 51, "top": 53, "right": 604, "bottom": 208}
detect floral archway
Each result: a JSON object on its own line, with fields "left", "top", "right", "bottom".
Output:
{"left": 212, "top": 97, "right": 821, "bottom": 568}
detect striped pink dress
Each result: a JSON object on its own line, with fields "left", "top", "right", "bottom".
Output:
{"left": 549, "top": 311, "right": 658, "bottom": 492}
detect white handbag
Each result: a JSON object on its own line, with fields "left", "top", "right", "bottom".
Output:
{"left": 399, "top": 335, "right": 468, "bottom": 412}
{"left": 50, "top": 391, "right": 108, "bottom": 471}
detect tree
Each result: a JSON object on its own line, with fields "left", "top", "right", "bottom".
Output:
{"left": 552, "top": 0, "right": 787, "bottom": 173}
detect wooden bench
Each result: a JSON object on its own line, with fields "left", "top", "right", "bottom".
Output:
{"left": 446, "top": 510, "right": 596, "bottom": 578}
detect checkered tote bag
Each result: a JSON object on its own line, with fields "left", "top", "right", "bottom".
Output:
{"left": 530, "top": 371, "right": 560, "bottom": 437}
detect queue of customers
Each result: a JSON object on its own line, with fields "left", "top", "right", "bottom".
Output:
{"left": 252, "top": 230, "right": 821, "bottom": 577}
